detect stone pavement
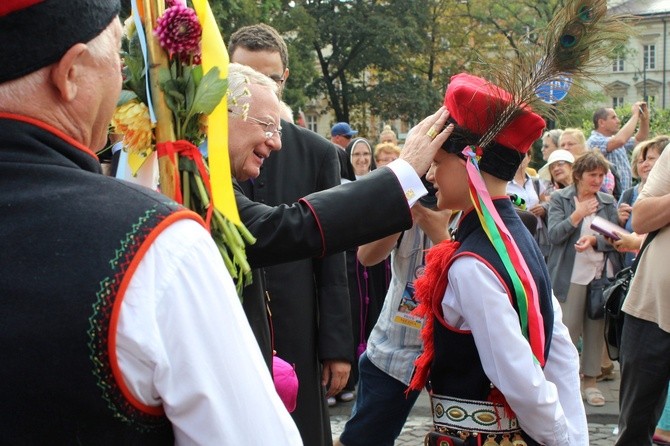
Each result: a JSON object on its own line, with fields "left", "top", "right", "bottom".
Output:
{"left": 330, "top": 362, "right": 621, "bottom": 445}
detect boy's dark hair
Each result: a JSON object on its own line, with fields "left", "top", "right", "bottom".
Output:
{"left": 228, "top": 24, "right": 289, "bottom": 71}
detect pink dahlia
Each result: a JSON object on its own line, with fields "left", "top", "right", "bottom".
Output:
{"left": 154, "top": 4, "right": 202, "bottom": 63}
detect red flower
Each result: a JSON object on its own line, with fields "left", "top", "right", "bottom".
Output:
{"left": 154, "top": 4, "right": 202, "bottom": 64}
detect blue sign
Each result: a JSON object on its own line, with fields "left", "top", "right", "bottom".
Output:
{"left": 536, "top": 76, "right": 572, "bottom": 104}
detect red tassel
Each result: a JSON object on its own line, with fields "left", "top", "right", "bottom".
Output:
{"left": 487, "top": 387, "right": 516, "bottom": 427}
{"left": 406, "top": 240, "right": 460, "bottom": 394}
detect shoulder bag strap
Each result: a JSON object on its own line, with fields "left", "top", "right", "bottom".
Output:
{"left": 631, "top": 229, "right": 660, "bottom": 273}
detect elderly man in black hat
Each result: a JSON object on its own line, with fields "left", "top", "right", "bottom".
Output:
{"left": 0, "top": 1, "right": 454, "bottom": 444}
{"left": 0, "top": 1, "right": 302, "bottom": 443}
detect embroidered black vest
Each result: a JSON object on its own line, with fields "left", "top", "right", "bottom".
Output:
{"left": 429, "top": 199, "right": 554, "bottom": 443}
{"left": 0, "top": 115, "right": 195, "bottom": 444}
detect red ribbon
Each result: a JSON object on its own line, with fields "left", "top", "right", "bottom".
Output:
{"left": 156, "top": 140, "right": 214, "bottom": 230}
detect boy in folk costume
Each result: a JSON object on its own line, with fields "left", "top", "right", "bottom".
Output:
{"left": 408, "top": 74, "right": 586, "bottom": 446}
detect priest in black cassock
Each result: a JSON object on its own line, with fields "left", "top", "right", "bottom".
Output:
{"left": 230, "top": 25, "right": 352, "bottom": 445}
{"left": 226, "top": 29, "right": 453, "bottom": 445}
{"left": 240, "top": 120, "right": 351, "bottom": 446}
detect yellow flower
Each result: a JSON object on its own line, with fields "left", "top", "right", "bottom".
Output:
{"left": 123, "top": 16, "right": 136, "bottom": 39}
{"left": 111, "top": 100, "right": 154, "bottom": 156}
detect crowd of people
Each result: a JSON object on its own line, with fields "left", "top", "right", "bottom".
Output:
{"left": 3, "top": 2, "right": 670, "bottom": 446}
{"left": 506, "top": 104, "right": 670, "bottom": 446}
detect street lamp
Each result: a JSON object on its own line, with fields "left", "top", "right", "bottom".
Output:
{"left": 632, "top": 61, "right": 648, "bottom": 103}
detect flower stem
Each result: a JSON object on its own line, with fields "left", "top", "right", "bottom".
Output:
{"left": 193, "top": 170, "right": 253, "bottom": 294}
{"left": 182, "top": 169, "right": 191, "bottom": 209}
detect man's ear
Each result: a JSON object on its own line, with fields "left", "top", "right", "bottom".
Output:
{"left": 50, "top": 43, "right": 88, "bottom": 102}
{"left": 283, "top": 67, "right": 290, "bottom": 82}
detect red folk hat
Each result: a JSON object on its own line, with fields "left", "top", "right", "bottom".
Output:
{"left": 442, "top": 73, "right": 546, "bottom": 180}
{"left": 0, "top": 0, "right": 120, "bottom": 84}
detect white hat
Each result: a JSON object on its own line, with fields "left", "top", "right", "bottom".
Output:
{"left": 538, "top": 149, "right": 575, "bottom": 181}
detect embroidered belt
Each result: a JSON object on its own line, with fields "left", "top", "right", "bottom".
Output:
{"left": 430, "top": 394, "right": 519, "bottom": 434}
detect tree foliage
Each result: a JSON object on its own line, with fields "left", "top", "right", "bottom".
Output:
{"left": 206, "top": 0, "right": 626, "bottom": 135}
{"left": 269, "top": 0, "right": 506, "bottom": 125}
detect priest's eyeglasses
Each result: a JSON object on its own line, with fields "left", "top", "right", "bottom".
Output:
{"left": 246, "top": 116, "right": 282, "bottom": 140}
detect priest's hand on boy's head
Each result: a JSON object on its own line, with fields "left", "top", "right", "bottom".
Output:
{"left": 400, "top": 107, "right": 454, "bottom": 176}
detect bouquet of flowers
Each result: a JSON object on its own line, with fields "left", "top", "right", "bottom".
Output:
{"left": 112, "top": 0, "right": 254, "bottom": 295}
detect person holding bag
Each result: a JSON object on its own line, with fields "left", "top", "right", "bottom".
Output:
{"left": 547, "top": 151, "right": 623, "bottom": 407}
{"left": 615, "top": 145, "right": 670, "bottom": 445}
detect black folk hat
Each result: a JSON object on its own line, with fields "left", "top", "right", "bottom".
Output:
{"left": 0, "top": 0, "right": 120, "bottom": 84}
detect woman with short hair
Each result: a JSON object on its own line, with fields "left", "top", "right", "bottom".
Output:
{"left": 547, "top": 151, "right": 623, "bottom": 408}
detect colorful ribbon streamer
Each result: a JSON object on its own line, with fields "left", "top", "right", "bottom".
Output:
{"left": 462, "top": 146, "right": 546, "bottom": 366}
{"left": 191, "top": 0, "right": 240, "bottom": 226}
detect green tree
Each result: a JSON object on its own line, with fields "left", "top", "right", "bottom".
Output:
{"left": 287, "top": 1, "right": 405, "bottom": 123}
{"left": 268, "top": 0, "right": 500, "bottom": 126}
{"left": 213, "top": 0, "right": 283, "bottom": 32}
{"left": 366, "top": 0, "right": 484, "bottom": 123}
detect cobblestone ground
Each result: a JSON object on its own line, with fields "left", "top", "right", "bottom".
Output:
{"left": 331, "top": 415, "right": 619, "bottom": 445}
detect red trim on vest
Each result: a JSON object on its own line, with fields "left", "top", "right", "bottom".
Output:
{"left": 108, "top": 209, "right": 205, "bottom": 416}
{"left": 0, "top": 112, "right": 99, "bottom": 161}
{"left": 407, "top": 239, "right": 460, "bottom": 392}
{"left": 299, "top": 197, "right": 326, "bottom": 258}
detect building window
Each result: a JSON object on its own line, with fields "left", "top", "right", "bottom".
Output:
{"left": 612, "top": 97, "right": 624, "bottom": 108}
{"left": 644, "top": 44, "right": 656, "bottom": 69}
{"left": 307, "top": 115, "right": 317, "bottom": 133}
{"left": 612, "top": 55, "right": 624, "bottom": 72}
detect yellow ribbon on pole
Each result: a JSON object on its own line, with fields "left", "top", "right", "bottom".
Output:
{"left": 192, "top": 0, "right": 240, "bottom": 225}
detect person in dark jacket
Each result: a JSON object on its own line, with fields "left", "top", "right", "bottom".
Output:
{"left": 224, "top": 60, "right": 453, "bottom": 445}
{"left": 229, "top": 24, "right": 353, "bottom": 445}
{"left": 0, "top": 3, "right": 301, "bottom": 443}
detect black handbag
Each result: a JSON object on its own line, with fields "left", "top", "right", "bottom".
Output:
{"left": 587, "top": 274, "right": 611, "bottom": 320}
{"left": 603, "top": 267, "right": 632, "bottom": 361}
{"left": 603, "top": 230, "right": 659, "bottom": 361}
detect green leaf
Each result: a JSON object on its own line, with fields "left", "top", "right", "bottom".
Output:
{"left": 185, "top": 69, "right": 197, "bottom": 117}
{"left": 117, "top": 89, "right": 138, "bottom": 107}
{"left": 158, "top": 67, "right": 173, "bottom": 88}
{"left": 190, "top": 67, "right": 228, "bottom": 116}
{"left": 192, "top": 64, "right": 204, "bottom": 87}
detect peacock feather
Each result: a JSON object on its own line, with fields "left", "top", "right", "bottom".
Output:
{"left": 471, "top": 0, "right": 631, "bottom": 150}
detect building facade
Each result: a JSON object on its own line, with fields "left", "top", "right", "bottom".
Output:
{"left": 588, "top": 0, "right": 670, "bottom": 109}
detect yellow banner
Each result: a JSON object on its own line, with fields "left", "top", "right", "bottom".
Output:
{"left": 192, "top": 0, "right": 240, "bottom": 225}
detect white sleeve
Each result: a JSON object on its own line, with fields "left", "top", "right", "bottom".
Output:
{"left": 442, "top": 257, "right": 572, "bottom": 446}
{"left": 386, "top": 159, "right": 428, "bottom": 207}
{"left": 116, "top": 219, "right": 302, "bottom": 445}
{"left": 543, "top": 295, "right": 589, "bottom": 445}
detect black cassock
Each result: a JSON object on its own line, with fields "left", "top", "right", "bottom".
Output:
{"left": 241, "top": 121, "right": 351, "bottom": 446}
{"left": 232, "top": 123, "right": 413, "bottom": 445}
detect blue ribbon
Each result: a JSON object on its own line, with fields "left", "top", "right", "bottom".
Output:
{"left": 130, "top": 0, "right": 157, "bottom": 124}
